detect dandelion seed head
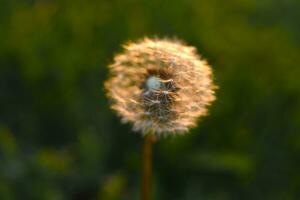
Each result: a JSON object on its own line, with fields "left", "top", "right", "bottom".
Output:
{"left": 105, "top": 37, "right": 217, "bottom": 136}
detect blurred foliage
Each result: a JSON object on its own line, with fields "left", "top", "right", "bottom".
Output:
{"left": 1, "top": 0, "right": 300, "bottom": 199}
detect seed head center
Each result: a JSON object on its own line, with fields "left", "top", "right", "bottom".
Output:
{"left": 146, "top": 76, "right": 161, "bottom": 90}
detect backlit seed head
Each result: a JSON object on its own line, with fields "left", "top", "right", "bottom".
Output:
{"left": 105, "top": 37, "right": 217, "bottom": 136}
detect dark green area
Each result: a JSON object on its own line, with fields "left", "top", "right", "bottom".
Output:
{"left": 1, "top": 0, "right": 300, "bottom": 199}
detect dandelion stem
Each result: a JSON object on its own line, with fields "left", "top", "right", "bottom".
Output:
{"left": 141, "top": 134, "right": 155, "bottom": 200}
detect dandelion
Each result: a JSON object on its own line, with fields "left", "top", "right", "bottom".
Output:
{"left": 104, "top": 37, "right": 217, "bottom": 200}
{"left": 105, "top": 37, "right": 216, "bottom": 136}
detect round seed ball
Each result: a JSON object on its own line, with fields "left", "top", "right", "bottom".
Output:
{"left": 105, "top": 38, "right": 216, "bottom": 136}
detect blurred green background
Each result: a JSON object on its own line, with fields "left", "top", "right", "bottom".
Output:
{"left": 1, "top": 0, "right": 300, "bottom": 199}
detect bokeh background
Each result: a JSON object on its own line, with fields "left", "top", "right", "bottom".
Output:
{"left": 1, "top": 0, "right": 300, "bottom": 199}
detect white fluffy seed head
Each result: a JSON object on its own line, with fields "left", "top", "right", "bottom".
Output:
{"left": 105, "top": 37, "right": 217, "bottom": 136}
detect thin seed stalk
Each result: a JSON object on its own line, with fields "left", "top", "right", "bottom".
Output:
{"left": 141, "top": 134, "right": 156, "bottom": 200}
